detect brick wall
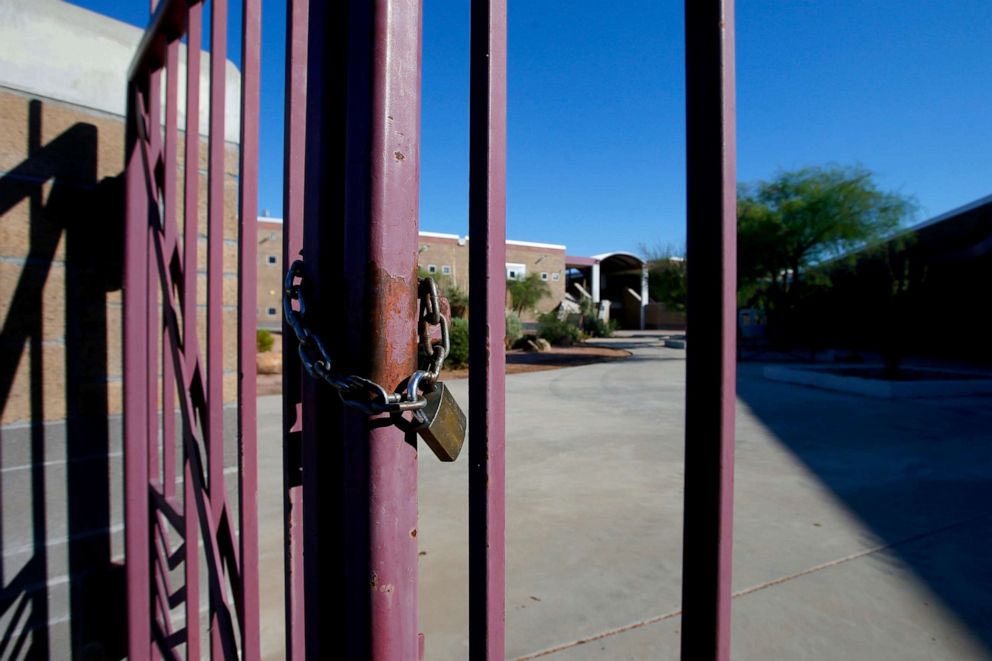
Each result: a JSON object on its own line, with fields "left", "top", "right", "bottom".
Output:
{"left": 416, "top": 234, "right": 567, "bottom": 322}
{"left": 0, "top": 89, "right": 242, "bottom": 425}
{"left": 505, "top": 243, "right": 566, "bottom": 320}
{"left": 257, "top": 219, "right": 284, "bottom": 330}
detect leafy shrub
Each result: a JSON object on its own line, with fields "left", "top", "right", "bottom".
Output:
{"left": 578, "top": 297, "right": 616, "bottom": 337}
{"left": 538, "top": 312, "right": 582, "bottom": 346}
{"left": 583, "top": 315, "right": 617, "bottom": 338}
{"left": 444, "top": 282, "right": 470, "bottom": 319}
{"left": 505, "top": 310, "right": 523, "bottom": 348}
{"left": 257, "top": 329, "right": 274, "bottom": 353}
{"left": 507, "top": 273, "right": 551, "bottom": 315}
{"left": 447, "top": 317, "right": 469, "bottom": 368}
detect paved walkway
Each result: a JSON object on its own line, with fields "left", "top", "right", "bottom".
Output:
{"left": 258, "top": 334, "right": 992, "bottom": 659}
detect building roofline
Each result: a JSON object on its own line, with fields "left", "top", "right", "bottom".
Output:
{"left": 418, "top": 231, "right": 566, "bottom": 251}
{"left": 506, "top": 239, "right": 566, "bottom": 251}
{"left": 818, "top": 192, "right": 992, "bottom": 267}
{"left": 591, "top": 251, "right": 645, "bottom": 265}
{"left": 419, "top": 231, "right": 461, "bottom": 240}
{"left": 905, "top": 193, "right": 992, "bottom": 235}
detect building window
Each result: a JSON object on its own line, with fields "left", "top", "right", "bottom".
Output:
{"left": 552, "top": 272, "right": 560, "bottom": 281}
{"left": 442, "top": 265, "right": 451, "bottom": 275}
{"left": 505, "top": 263, "right": 526, "bottom": 280}
{"left": 267, "top": 307, "right": 277, "bottom": 316}
{"left": 267, "top": 255, "right": 277, "bottom": 265}
{"left": 540, "top": 272, "right": 548, "bottom": 281}
{"left": 428, "top": 264, "right": 437, "bottom": 274}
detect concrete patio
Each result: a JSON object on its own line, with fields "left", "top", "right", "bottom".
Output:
{"left": 257, "top": 333, "right": 992, "bottom": 660}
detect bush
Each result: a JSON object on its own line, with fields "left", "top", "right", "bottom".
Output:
{"left": 257, "top": 329, "right": 274, "bottom": 353}
{"left": 507, "top": 273, "right": 551, "bottom": 316}
{"left": 578, "top": 297, "right": 616, "bottom": 337}
{"left": 447, "top": 317, "right": 469, "bottom": 368}
{"left": 505, "top": 310, "right": 523, "bottom": 348}
{"left": 538, "top": 312, "right": 582, "bottom": 346}
{"left": 583, "top": 315, "right": 617, "bottom": 338}
{"left": 444, "top": 282, "right": 469, "bottom": 319}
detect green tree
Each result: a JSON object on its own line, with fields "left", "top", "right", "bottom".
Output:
{"left": 737, "top": 165, "right": 915, "bottom": 305}
{"left": 506, "top": 272, "right": 550, "bottom": 316}
{"left": 640, "top": 244, "right": 687, "bottom": 312}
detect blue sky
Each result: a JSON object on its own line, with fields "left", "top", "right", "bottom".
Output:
{"left": 73, "top": 1, "right": 991, "bottom": 258}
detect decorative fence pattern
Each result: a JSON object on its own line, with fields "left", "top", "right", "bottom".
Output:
{"left": 123, "top": 0, "right": 260, "bottom": 657}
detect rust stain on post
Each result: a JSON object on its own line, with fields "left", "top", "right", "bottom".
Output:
{"left": 368, "top": 265, "right": 418, "bottom": 389}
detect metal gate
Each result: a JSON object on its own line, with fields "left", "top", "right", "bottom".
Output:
{"left": 124, "top": 0, "right": 260, "bottom": 656}
{"left": 122, "top": 0, "right": 737, "bottom": 659}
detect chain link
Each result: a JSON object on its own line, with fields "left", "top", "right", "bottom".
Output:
{"left": 417, "top": 277, "right": 449, "bottom": 389}
{"left": 284, "top": 259, "right": 448, "bottom": 417}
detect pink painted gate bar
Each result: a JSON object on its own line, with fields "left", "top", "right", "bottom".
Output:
{"left": 469, "top": 0, "right": 508, "bottom": 658}
{"left": 681, "top": 1, "right": 738, "bottom": 659}
{"left": 123, "top": 0, "right": 261, "bottom": 657}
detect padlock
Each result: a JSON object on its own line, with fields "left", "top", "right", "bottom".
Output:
{"left": 410, "top": 376, "right": 466, "bottom": 462}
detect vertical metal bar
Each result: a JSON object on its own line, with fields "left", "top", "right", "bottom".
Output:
{"left": 281, "top": 0, "right": 308, "bottom": 657}
{"left": 301, "top": 1, "right": 422, "bottom": 657}
{"left": 366, "top": 2, "right": 422, "bottom": 657}
{"left": 145, "top": 70, "right": 163, "bottom": 661}
{"left": 148, "top": 69, "right": 162, "bottom": 494}
{"left": 468, "top": 0, "right": 507, "bottom": 657}
{"left": 163, "top": 37, "right": 179, "bottom": 500}
{"left": 207, "top": 0, "right": 227, "bottom": 656}
{"left": 182, "top": 4, "right": 202, "bottom": 657}
{"left": 124, "top": 80, "right": 152, "bottom": 661}
{"left": 681, "top": 1, "right": 737, "bottom": 660}
{"left": 207, "top": 0, "right": 227, "bottom": 513}
{"left": 184, "top": 3, "right": 202, "bottom": 378}
{"left": 237, "top": 0, "right": 262, "bottom": 656}
{"left": 299, "top": 2, "right": 346, "bottom": 656}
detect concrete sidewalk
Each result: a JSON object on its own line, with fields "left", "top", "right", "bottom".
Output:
{"left": 257, "top": 335, "right": 992, "bottom": 660}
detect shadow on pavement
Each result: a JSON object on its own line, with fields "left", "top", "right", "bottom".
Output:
{"left": 737, "top": 365, "right": 992, "bottom": 653}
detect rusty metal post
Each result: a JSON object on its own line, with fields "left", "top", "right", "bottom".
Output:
{"left": 301, "top": 0, "right": 423, "bottom": 657}
{"left": 681, "top": 1, "right": 737, "bottom": 660}
{"left": 469, "top": 0, "right": 507, "bottom": 658}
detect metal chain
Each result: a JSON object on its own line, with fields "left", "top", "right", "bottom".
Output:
{"left": 417, "top": 277, "right": 449, "bottom": 389}
{"left": 284, "top": 259, "right": 448, "bottom": 417}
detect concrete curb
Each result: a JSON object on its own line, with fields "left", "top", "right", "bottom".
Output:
{"left": 763, "top": 364, "right": 992, "bottom": 398}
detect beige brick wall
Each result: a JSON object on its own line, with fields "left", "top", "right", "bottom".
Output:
{"left": 257, "top": 220, "right": 284, "bottom": 329}
{"left": 416, "top": 235, "right": 568, "bottom": 322}
{"left": 0, "top": 89, "right": 241, "bottom": 425}
{"left": 505, "top": 244, "right": 566, "bottom": 320}
{"left": 418, "top": 236, "right": 468, "bottom": 290}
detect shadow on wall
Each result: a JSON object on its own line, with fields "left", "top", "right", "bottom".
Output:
{"left": 0, "top": 100, "right": 126, "bottom": 658}
{"left": 737, "top": 368, "right": 992, "bottom": 655}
